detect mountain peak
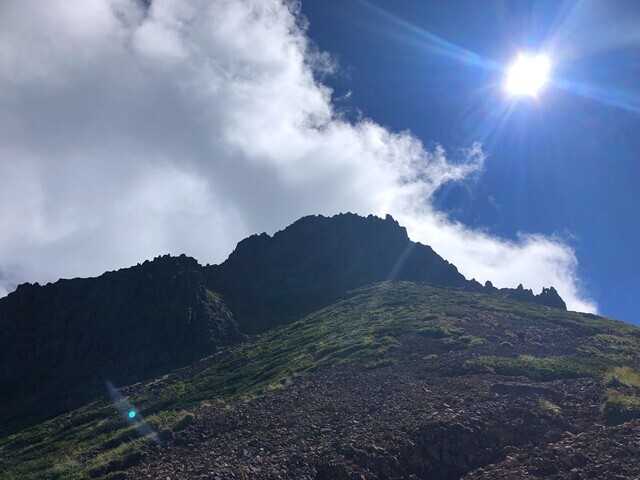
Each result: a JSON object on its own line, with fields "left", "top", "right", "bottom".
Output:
{"left": 208, "top": 213, "right": 565, "bottom": 334}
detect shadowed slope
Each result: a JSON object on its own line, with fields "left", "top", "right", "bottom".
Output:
{"left": 0, "top": 255, "right": 243, "bottom": 435}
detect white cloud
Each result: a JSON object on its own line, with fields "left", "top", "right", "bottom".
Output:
{"left": 0, "top": 0, "right": 596, "bottom": 312}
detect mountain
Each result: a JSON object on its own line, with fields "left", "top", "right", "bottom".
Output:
{"left": 206, "top": 213, "right": 467, "bottom": 333}
{"left": 9, "top": 213, "right": 635, "bottom": 479}
{"left": 0, "top": 213, "right": 566, "bottom": 434}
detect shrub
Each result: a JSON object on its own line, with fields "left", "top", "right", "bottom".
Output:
{"left": 417, "top": 326, "right": 450, "bottom": 339}
{"left": 605, "top": 366, "right": 640, "bottom": 388}
{"left": 365, "top": 358, "right": 397, "bottom": 370}
{"left": 172, "top": 412, "right": 195, "bottom": 432}
{"left": 601, "top": 390, "right": 640, "bottom": 425}
{"left": 538, "top": 398, "right": 561, "bottom": 413}
{"left": 459, "top": 335, "right": 486, "bottom": 347}
{"left": 467, "top": 355, "right": 617, "bottom": 381}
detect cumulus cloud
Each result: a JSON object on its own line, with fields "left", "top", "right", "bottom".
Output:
{"left": 0, "top": 0, "right": 596, "bottom": 312}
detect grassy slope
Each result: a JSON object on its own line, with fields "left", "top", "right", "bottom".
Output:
{"left": 2, "top": 281, "right": 640, "bottom": 479}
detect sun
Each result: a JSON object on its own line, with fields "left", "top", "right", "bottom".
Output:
{"left": 505, "top": 53, "right": 551, "bottom": 97}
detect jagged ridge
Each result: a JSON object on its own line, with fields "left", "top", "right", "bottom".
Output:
{"left": 207, "top": 213, "right": 565, "bottom": 333}
{"left": 0, "top": 213, "right": 565, "bottom": 434}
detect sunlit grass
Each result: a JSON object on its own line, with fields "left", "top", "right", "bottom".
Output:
{"left": 601, "top": 389, "right": 640, "bottom": 425}
{"left": 604, "top": 366, "right": 640, "bottom": 388}
{"left": 538, "top": 398, "right": 561, "bottom": 414}
{"left": 466, "top": 354, "right": 622, "bottom": 381}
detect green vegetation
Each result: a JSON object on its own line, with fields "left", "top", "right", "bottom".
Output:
{"left": 460, "top": 335, "right": 486, "bottom": 347}
{"left": 601, "top": 389, "right": 640, "bottom": 425}
{"left": 418, "top": 325, "right": 453, "bottom": 338}
{"left": 605, "top": 366, "right": 640, "bottom": 388}
{"left": 88, "top": 441, "right": 144, "bottom": 478}
{"left": 2, "top": 281, "right": 639, "bottom": 479}
{"left": 601, "top": 366, "right": 640, "bottom": 424}
{"left": 365, "top": 358, "right": 397, "bottom": 369}
{"left": 466, "top": 354, "right": 622, "bottom": 381}
{"left": 538, "top": 398, "right": 562, "bottom": 414}
{"left": 589, "top": 334, "right": 640, "bottom": 357}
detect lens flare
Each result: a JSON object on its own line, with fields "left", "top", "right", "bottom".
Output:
{"left": 106, "top": 381, "right": 161, "bottom": 444}
{"left": 505, "top": 54, "right": 551, "bottom": 97}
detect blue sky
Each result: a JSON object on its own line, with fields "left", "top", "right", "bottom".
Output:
{"left": 301, "top": 0, "right": 640, "bottom": 323}
{"left": 0, "top": 0, "right": 636, "bottom": 323}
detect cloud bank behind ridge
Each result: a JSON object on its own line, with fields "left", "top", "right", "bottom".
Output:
{"left": 0, "top": 0, "right": 596, "bottom": 312}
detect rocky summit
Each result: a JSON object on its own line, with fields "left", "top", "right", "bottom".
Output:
{"left": 207, "top": 214, "right": 566, "bottom": 332}
{"left": 2, "top": 214, "right": 639, "bottom": 480}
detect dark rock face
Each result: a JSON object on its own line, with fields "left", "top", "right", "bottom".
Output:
{"left": 0, "top": 255, "right": 243, "bottom": 434}
{"left": 206, "top": 213, "right": 468, "bottom": 333}
{"left": 206, "top": 213, "right": 567, "bottom": 333}
{"left": 494, "top": 284, "right": 567, "bottom": 310}
{"left": 537, "top": 286, "right": 567, "bottom": 310}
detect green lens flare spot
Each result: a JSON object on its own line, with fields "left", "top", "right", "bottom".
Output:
{"left": 128, "top": 410, "right": 136, "bottom": 419}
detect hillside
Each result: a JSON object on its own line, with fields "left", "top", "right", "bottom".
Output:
{"left": 2, "top": 282, "right": 640, "bottom": 479}
{"left": 0, "top": 213, "right": 565, "bottom": 434}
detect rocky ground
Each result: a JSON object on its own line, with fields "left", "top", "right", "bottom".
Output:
{"left": 119, "top": 356, "right": 635, "bottom": 480}
{"left": 465, "top": 420, "right": 640, "bottom": 480}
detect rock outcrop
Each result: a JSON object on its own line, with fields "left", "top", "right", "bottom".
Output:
{"left": 480, "top": 281, "right": 566, "bottom": 310}
{"left": 207, "top": 213, "right": 566, "bottom": 333}
{"left": 206, "top": 213, "right": 468, "bottom": 333}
